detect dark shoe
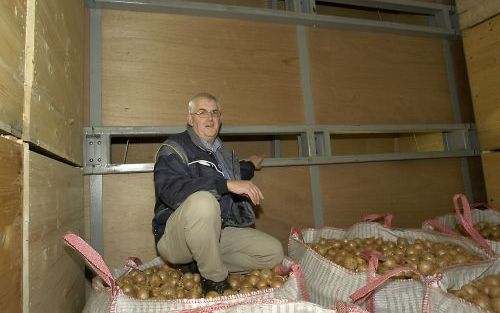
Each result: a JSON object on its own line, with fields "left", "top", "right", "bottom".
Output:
{"left": 178, "top": 261, "right": 199, "bottom": 274}
{"left": 201, "top": 276, "right": 230, "bottom": 294}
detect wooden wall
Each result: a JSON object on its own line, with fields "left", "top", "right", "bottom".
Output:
{"left": 92, "top": 9, "right": 481, "bottom": 267}
{"left": 456, "top": 0, "right": 500, "bottom": 30}
{"left": 0, "top": 0, "right": 26, "bottom": 136}
{"left": 101, "top": 10, "right": 303, "bottom": 126}
{"left": 0, "top": 136, "right": 23, "bottom": 313}
{"left": 458, "top": 4, "right": 500, "bottom": 208}
{"left": 23, "top": 0, "right": 84, "bottom": 165}
{"left": 24, "top": 150, "right": 84, "bottom": 313}
{"left": 462, "top": 15, "right": 500, "bottom": 151}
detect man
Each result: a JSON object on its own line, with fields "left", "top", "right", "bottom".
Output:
{"left": 152, "top": 92, "right": 284, "bottom": 294}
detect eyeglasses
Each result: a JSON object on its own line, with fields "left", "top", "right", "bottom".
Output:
{"left": 191, "top": 109, "right": 222, "bottom": 118}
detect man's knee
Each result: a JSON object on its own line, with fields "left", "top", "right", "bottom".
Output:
{"left": 266, "top": 237, "right": 285, "bottom": 266}
{"left": 183, "top": 191, "right": 220, "bottom": 220}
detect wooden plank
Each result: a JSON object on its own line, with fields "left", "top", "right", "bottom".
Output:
{"left": 308, "top": 27, "right": 455, "bottom": 124}
{"left": 25, "top": 151, "right": 84, "bottom": 313}
{"left": 482, "top": 151, "right": 500, "bottom": 206}
{"left": 0, "top": 0, "right": 26, "bottom": 136}
{"left": 0, "top": 136, "right": 23, "bottom": 313}
{"left": 101, "top": 10, "right": 303, "bottom": 126}
{"left": 321, "top": 158, "right": 465, "bottom": 228}
{"left": 456, "top": 0, "right": 500, "bottom": 30}
{"left": 463, "top": 15, "right": 500, "bottom": 150}
{"left": 24, "top": 0, "right": 84, "bottom": 165}
{"left": 253, "top": 167, "right": 315, "bottom": 246}
{"left": 103, "top": 173, "right": 157, "bottom": 269}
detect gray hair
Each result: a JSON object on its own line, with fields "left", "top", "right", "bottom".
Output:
{"left": 188, "top": 92, "right": 220, "bottom": 114}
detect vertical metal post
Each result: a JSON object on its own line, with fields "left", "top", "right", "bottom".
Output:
{"left": 89, "top": 8, "right": 105, "bottom": 255}
{"left": 297, "top": 23, "right": 324, "bottom": 227}
{"left": 438, "top": 9, "right": 474, "bottom": 201}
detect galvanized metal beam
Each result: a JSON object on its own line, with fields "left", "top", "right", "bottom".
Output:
{"left": 86, "top": 0, "right": 457, "bottom": 37}
{"left": 84, "top": 150, "right": 477, "bottom": 175}
{"left": 89, "top": 8, "right": 105, "bottom": 255}
{"left": 85, "top": 123, "right": 473, "bottom": 136}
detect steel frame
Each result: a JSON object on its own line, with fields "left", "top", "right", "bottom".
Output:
{"left": 85, "top": 0, "right": 457, "bottom": 37}
{"left": 86, "top": 0, "right": 473, "bottom": 253}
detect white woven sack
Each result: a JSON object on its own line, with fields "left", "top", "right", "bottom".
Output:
{"left": 288, "top": 222, "right": 492, "bottom": 312}
{"left": 172, "top": 300, "right": 369, "bottom": 313}
{"left": 423, "top": 193, "right": 499, "bottom": 255}
{"left": 63, "top": 233, "right": 309, "bottom": 313}
{"left": 428, "top": 257, "right": 500, "bottom": 313}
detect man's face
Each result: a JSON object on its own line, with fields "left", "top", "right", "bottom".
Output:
{"left": 187, "top": 98, "right": 222, "bottom": 144}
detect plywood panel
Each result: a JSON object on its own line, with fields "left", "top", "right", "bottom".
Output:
{"left": 103, "top": 173, "right": 157, "bottom": 269}
{"left": 456, "top": 0, "right": 500, "bottom": 30}
{"left": 26, "top": 151, "right": 84, "bottom": 313}
{"left": 101, "top": 10, "right": 303, "bottom": 126}
{"left": 24, "top": 0, "right": 84, "bottom": 165}
{"left": 0, "top": 136, "right": 23, "bottom": 313}
{"left": 463, "top": 16, "right": 500, "bottom": 150}
{"left": 0, "top": 0, "right": 25, "bottom": 136}
{"left": 253, "top": 167, "right": 315, "bottom": 246}
{"left": 321, "top": 158, "right": 465, "bottom": 228}
{"left": 308, "top": 28, "right": 454, "bottom": 124}
{"left": 482, "top": 152, "right": 500, "bottom": 206}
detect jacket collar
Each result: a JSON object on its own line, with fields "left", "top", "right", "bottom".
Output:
{"left": 187, "top": 126, "right": 221, "bottom": 152}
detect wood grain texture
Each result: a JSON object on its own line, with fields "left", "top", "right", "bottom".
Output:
{"left": 0, "top": 0, "right": 25, "bottom": 136}
{"left": 456, "top": 0, "right": 500, "bottom": 30}
{"left": 321, "top": 158, "right": 465, "bottom": 228}
{"left": 0, "top": 136, "right": 23, "bottom": 313}
{"left": 308, "top": 27, "right": 455, "bottom": 124}
{"left": 463, "top": 15, "right": 500, "bottom": 150}
{"left": 24, "top": 0, "right": 84, "bottom": 165}
{"left": 252, "top": 167, "right": 315, "bottom": 246}
{"left": 482, "top": 152, "right": 500, "bottom": 206}
{"left": 101, "top": 10, "right": 303, "bottom": 126}
{"left": 25, "top": 151, "right": 84, "bottom": 313}
{"left": 103, "top": 173, "right": 157, "bottom": 269}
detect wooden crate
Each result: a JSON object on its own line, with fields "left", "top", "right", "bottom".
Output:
{"left": 23, "top": 150, "right": 84, "bottom": 313}
{"left": 23, "top": 0, "right": 84, "bottom": 165}
{"left": 0, "top": 136, "right": 23, "bottom": 313}
{"left": 482, "top": 152, "right": 500, "bottom": 206}
{"left": 0, "top": 0, "right": 26, "bottom": 136}
{"left": 463, "top": 15, "right": 500, "bottom": 151}
{"left": 456, "top": 0, "right": 500, "bottom": 30}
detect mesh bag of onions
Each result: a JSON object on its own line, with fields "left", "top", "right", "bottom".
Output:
{"left": 426, "top": 257, "right": 500, "bottom": 313}
{"left": 172, "top": 300, "right": 369, "bottom": 313}
{"left": 63, "top": 233, "right": 309, "bottom": 313}
{"left": 423, "top": 193, "right": 499, "bottom": 255}
{"left": 288, "top": 214, "right": 493, "bottom": 312}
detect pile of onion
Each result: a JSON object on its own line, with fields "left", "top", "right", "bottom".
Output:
{"left": 308, "top": 237, "right": 482, "bottom": 278}
{"left": 456, "top": 222, "right": 500, "bottom": 241}
{"left": 115, "top": 264, "right": 288, "bottom": 300}
{"left": 448, "top": 273, "right": 500, "bottom": 312}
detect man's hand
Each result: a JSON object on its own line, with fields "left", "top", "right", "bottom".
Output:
{"left": 227, "top": 180, "right": 264, "bottom": 205}
{"left": 248, "top": 155, "right": 264, "bottom": 170}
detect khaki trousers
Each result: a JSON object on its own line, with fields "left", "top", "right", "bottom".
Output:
{"left": 156, "top": 191, "right": 284, "bottom": 282}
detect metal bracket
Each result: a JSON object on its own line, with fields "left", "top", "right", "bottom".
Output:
{"left": 84, "top": 130, "right": 110, "bottom": 168}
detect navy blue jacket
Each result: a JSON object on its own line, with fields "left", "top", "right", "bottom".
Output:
{"left": 152, "top": 127, "right": 256, "bottom": 243}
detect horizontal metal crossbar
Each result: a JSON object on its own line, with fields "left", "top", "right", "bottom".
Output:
{"left": 83, "top": 124, "right": 478, "bottom": 175}
{"left": 86, "top": 0, "right": 457, "bottom": 37}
